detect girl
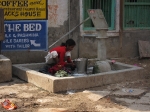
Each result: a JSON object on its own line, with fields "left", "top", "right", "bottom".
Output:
{"left": 45, "top": 39, "right": 76, "bottom": 74}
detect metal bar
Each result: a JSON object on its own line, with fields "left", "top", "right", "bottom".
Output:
{"left": 49, "top": 17, "right": 91, "bottom": 48}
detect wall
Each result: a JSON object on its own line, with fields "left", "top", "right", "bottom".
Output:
{"left": 1, "top": 0, "right": 84, "bottom": 64}
{"left": 1, "top": 0, "right": 150, "bottom": 64}
{"left": 1, "top": 0, "right": 72, "bottom": 64}
{"left": 77, "top": 0, "right": 150, "bottom": 59}
{"left": 47, "top": 0, "right": 150, "bottom": 60}
{"left": 122, "top": 30, "right": 150, "bottom": 58}
{"left": 47, "top": 0, "right": 69, "bottom": 50}
{"left": 71, "top": 0, "right": 120, "bottom": 59}
{"left": 77, "top": 36, "right": 120, "bottom": 59}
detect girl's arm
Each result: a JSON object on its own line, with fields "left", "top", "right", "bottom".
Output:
{"left": 66, "top": 56, "right": 72, "bottom": 63}
{"left": 66, "top": 56, "right": 76, "bottom": 67}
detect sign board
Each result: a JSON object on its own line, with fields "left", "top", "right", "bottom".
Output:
{"left": 87, "top": 9, "right": 108, "bottom": 30}
{"left": 2, "top": 20, "right": 48, "bottom": 51}
{"left": 0, "top": 0, "right": 47, "bottom": 20}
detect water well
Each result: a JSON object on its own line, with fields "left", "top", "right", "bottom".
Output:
{"left": 12, "top": 9, "right": 144, "bottom": 93}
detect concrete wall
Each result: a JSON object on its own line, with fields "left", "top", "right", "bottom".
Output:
{"left": 2, "top": 0, "right": 71, "bottom": 64}
{"left": 77, "top": 36, "right": 120, "bottom": 59}
{"left": 70, "top": 0, "right": 120, "bottom": 59}
{"left": 122, "top": 30, "right": 150, "bottom": 58}
{"left": 47, "top": 0, "right": 70, "bottom": 47}
{"left": 1, "top": 0, "right": 150, "bottom": 64}
{"left": 1, "top": 0, "right": 81, "bottom": 64}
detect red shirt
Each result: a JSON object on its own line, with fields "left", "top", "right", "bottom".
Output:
{"left": 50, "top": 46, "right": 72, "bottom": 66}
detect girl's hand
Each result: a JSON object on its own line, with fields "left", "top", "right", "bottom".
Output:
{"left": 57, "top": 65, "right": 62, "bottom": 68}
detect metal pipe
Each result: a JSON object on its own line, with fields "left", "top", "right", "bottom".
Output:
{"left": 49, "top": 17, "right": 90, "bottom": 48}
{"left": 68, "top": 0, "right": 70, "bottom": 38}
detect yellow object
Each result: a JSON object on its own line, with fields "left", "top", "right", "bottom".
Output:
{"left": 0, "top": 0, "right": 47, "bottom": 20}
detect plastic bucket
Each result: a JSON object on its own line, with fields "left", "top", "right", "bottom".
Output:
{"left": 74, "top": 58, "right": 88, "bottom": 73}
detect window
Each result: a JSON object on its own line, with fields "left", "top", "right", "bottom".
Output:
{"left": 124, "top": 0, "right": 150, "bottom": 29}
{"left": 83, "top": 0, "right": 115, "bottom": 30}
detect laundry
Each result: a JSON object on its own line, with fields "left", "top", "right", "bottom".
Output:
{"left": 48, "top": 64, "right": 64, "bottom": 75}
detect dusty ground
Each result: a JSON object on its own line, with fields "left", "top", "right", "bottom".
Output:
{"left": 1, "top": 57, "right": 150, "bottom": 112}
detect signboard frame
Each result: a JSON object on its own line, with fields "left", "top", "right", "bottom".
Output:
{"left": 2, "top": 20, "right": 48, "bottom": 51}
{"left": 0, "top": 0, "right": 48, "bottom": 20}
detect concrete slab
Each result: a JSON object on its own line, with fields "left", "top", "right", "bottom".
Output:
{"left": 112, "top": 88, "right": 145, "bottom": 97}
{"left": 138, "top": 40, "right": 150, "bottom": 58}
{"left": 136, "top": 96, "right": 150, "bottom": 104}
{"left": 143, "top": 93, "right": 150, "bottom": 97}
{"left": 115, "top": 98, "right": 136, "bottom": 104}
{"left": 128, "top": 104, "right": 150, "bottom": 111}
{"left": 95, "top": 104, "right": 150, "bottom": 112}
{"left": 0, "top": 55, "right": 12, "bottom": 82}
{"left": 12, "top": 60, "right": 144, "bottom": 93}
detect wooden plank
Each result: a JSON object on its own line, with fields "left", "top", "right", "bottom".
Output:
{"left": 138, "top": 40, "right": 150, "bottom": 58}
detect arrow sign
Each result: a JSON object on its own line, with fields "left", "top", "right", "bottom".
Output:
{"left": 30, "top": 40, "right": 41, "bottom": 47}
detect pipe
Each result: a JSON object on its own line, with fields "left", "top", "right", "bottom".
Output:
{"left": 68, "top": 0, "right": 70, "bottom": 38}
{"left": 49, "top": 17, "right": 90, "bottom": 48}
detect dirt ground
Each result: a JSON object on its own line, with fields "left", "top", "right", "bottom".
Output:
{"left": 1, "top": 57, "right": 150, "bottom": 112}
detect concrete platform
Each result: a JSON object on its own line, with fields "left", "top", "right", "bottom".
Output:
{"left": 0, "top": 55, "right": 12, "bottom": 82}
{"left": 12, "top": 60, "right": 144, "bottom": 93}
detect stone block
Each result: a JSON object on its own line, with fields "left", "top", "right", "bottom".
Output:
{"left": 0, "top": 55, "right": 12, "bottom": 82}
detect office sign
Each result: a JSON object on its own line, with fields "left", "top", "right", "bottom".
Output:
{"left": 0, "top": 0, "right": 47, "bottom": 20}
{"left": 2, "top": 20, "right": 48, "bottom": 51}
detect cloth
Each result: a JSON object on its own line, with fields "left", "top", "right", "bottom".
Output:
{"left": 39, "top": 64, "right": 55, "bottom": 74}
{"left": 55, "top": 70, "right": 68, "bottom": 77}
{"left": 65, "top": 51, "right": 72, "bottom": 63}
{"left": 48, "top": 64, "right": 64, "bottom": 75}
{"left": 49, "top": 65, "right": 75, "bottom": 75}
{"left": 65, "top": 51, "right": 71, "bottom": 57}
{"left": 45, "top": 46, "right": 72, "bottom": 65}
{"left": 45, "top": 51, "right": 58, "bottom": 64}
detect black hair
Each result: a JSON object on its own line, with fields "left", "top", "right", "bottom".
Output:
{"left": 61, "top": 39, "right": 76, "bottom": 46}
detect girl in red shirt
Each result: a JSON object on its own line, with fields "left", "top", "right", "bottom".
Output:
{"left": 45, "top": 39, "right": 76, "bottom": 74}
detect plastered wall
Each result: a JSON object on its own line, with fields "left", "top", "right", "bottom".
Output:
{"left": 1, "top": 0, "right": 150, "bottom": 64}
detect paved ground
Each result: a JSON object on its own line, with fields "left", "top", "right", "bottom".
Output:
{"left": 0, "top": 58, "right": 150, "bottom": 112}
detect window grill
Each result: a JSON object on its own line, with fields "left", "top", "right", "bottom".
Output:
{"left": 124, "top": 0, "right": 150, "bottom": 29}
{"left": 83, "top": 0, "right": 115, "bottom": 30}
